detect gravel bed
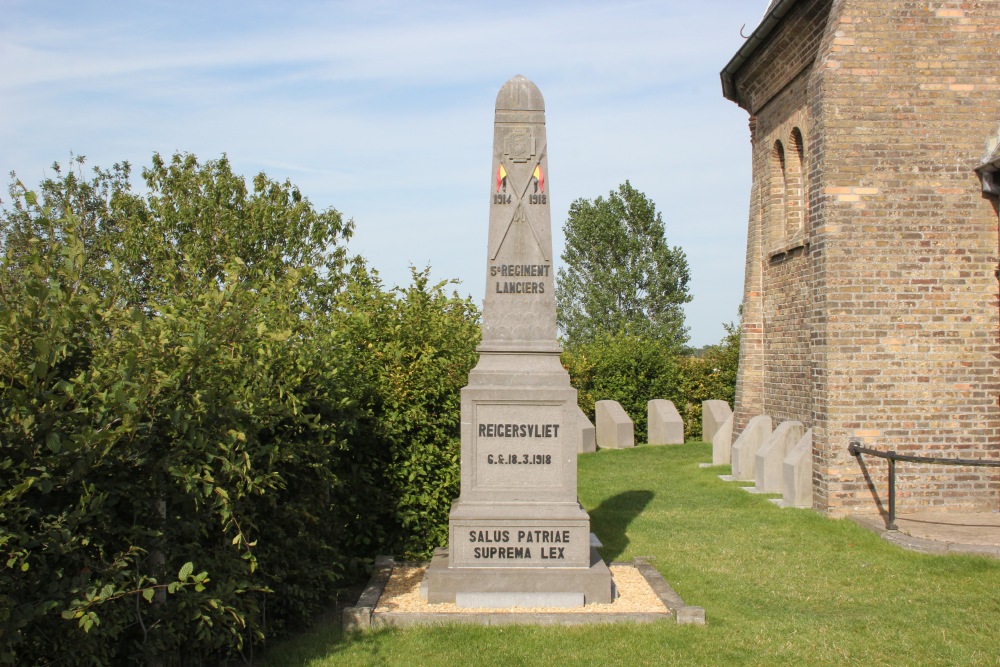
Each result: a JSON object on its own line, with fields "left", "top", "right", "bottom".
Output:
{"left": 374, "top": 563, "right": 670, "bottom": 614}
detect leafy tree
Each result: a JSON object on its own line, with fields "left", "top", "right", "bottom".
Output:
{"left": 0, "top": 154, "right": 479, "bottom": 664}
{"left": 0, "top": 154, "right": 358, "bottom": 664}
{"left": 556, "top": 181, "right": 691, "bottom": 346}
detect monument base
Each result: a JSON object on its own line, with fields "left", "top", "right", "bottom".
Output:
{"left": 422, "top": 546, "right": 614, "bottom": 606}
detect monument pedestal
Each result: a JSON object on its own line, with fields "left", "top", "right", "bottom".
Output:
{"left": 424, "top": 75, "right": 612, "bottom": 608}
{"left": 424, "top": 545, "right": 613, "bottom": 606}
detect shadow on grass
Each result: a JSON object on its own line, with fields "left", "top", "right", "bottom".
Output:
{"left": 253, "top": 579, "right": 383, "bottom": 667}
{"left": 257, "top": 613, "right": 405, "bottom": 666}
{"left": 588, "top": 489, "right": 655, "bottom": 561}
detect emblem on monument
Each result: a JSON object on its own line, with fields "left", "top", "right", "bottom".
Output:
{"left": 504, "top": 127, "right": 536, "bottom": 163}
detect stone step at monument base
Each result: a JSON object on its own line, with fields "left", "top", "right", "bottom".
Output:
{"left": 422, "top": 546, "right": 614, "bottom": 606}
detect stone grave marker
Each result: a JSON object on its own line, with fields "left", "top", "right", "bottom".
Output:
{"left": 755, "top": 420, "right": 805, "bottom": 493}
{"left": 730, "top": 415, "right": 772, "bottom": 481}
{"left": 711, "top": 413, "right": 734, "bottom": 465}
{"left": 782, "top": 429, "right": 813, "bottom": 508}
{"left": 424, "top": 76, "right": 613, "bottom": 606}
{"left": 702, "top": 400, "right": 733, "bottom": 443}
{"left": 648, "top": 399, "right": 684, "bottom": 445}
{"left": 576, "top": 405, "right": 597, "bottom": 454}
{"left": 595, "top": 400, "right": 635, "bottom": 449}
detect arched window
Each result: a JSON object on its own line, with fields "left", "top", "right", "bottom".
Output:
{"left": 769, "top": 140, "right": 786, "bottom": 249}
{"left": 786, "top": 128, "right": 805, "bottom": 238}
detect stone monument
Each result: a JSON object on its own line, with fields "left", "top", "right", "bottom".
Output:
{"left": 424, "top": 75, "right": 613, "bottom": 607}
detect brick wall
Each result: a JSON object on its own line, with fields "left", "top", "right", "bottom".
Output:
{"left": 733, "top": 0, "right": 830, "bottom": 435}
{"left": 730, "top": 0, "right": 1000, "bottom": 514}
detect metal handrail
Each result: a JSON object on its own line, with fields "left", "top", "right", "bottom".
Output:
{"left": 848, "top": 441, "right": 1000, "bottom": 530}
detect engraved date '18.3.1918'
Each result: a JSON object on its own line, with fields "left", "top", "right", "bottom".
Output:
{"left": 486, "top": 453, "right": 552, "bottom": 465}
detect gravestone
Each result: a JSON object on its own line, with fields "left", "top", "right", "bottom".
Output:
{"left": 702, "top": 400, "right": 733, "bottom": 443}
{"left": 782, "top": 429, "right": 813, "bottom": 508}
{"left": 595, "top": 400, "right": 635, "bottom": 449}
{"left": 424, "top": 76, "right": 613, "bottom": 606}
{"left": 648, "top": 399, "right": 684, "bottom": 445}
{"left": 711, "top": 413, "right": 734, "bottom": 465}
{"left": 576, "top": 406, "right": 597, "bottom": 454}
{"left": 754, "top": 420, "right": 804, "bottom": 493}
{"left": 730, "top": 415, "right": 772, "bottom": 481}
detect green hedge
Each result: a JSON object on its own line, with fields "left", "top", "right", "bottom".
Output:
{"left": 677, "top": 323, "right": 739, "bottom": 441}
{"left": 0, "top": 155, "right": 479, "bottom": 664}
{"left": 561, "top": 333, "right": 684, "bottom": 443}
{"left": 562, "top": 325, "right": 739, "bottom": 443}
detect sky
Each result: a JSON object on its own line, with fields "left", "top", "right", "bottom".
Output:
{"left": 1, "top": 0, "right": 765, "bottom": 346}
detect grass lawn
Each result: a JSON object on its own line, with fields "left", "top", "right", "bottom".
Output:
{"left": 260, "top": 443, "right": 1000, "bottom": 666}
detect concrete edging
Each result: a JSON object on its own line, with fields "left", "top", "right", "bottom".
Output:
{"left": 631, "top": 557, "right": 706, "bottom": 625}
{"left": 341, "top": 555, "right": 394, "bottom": 632}
{"left": 342, "top": 556, "right": 705, "bottom": 630}
{"left": 848, "top": 515, "right": 1000, "bottom": 559}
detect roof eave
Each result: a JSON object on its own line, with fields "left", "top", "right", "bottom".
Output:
{"left": 721, "top": 0, "right": 803, "bottom": 105}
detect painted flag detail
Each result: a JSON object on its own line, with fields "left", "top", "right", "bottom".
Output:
{"left": 532, "top": 165, "right": 545, "bottom": 193}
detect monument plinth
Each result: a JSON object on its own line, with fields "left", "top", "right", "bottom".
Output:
{"left": 424, "top": 75, "right": 613, "bottom": 606}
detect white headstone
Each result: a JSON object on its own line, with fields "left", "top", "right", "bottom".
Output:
{"left": 755, "top": 421, "right": 805, "bottom": 493}
{"left": 711, "top": 413, "right": 735, "bottom": 465}
{"left": 782, "top": 429, "right": 813, "bottom": 508}
{"left": 730, "top": 415, "right": 773, "bottom": 481}
{"left": 595, "top": 400, "right": 635, "bottom": 449}
{"left": 576, "top": 406, "right": 596, "bottom": 454}
{"left": 702, "top": 400, "right": 733, "bottom": 443}
{"left": 648, "top": 399, "right": 684, "bottom": 445}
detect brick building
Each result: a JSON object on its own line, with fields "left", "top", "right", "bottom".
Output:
{"left": 721, "top": 0, "right": 1000, "bottom": 514}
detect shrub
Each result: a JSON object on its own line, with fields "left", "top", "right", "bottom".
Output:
{"left": 0, "top": 155, "right": 478, "bottom": 664}
{"left": 333, "top": 264, "right": 480, "bottom": 560}
{"left": 677, "top": 323, "right": 740, "bottom": 440}
{"left": 562, "top": 333, "right": 684, "bottom": 444}
{"left": 561, "top": 324, "right": 739, "bottom": 445}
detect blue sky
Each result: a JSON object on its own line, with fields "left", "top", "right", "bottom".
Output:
{"left": 1, "top": 0, "right": 766, "bottom": 346}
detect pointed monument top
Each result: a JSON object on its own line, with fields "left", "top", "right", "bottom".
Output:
{"left": 496, "top": 75, "right": 545, "bottom": 112}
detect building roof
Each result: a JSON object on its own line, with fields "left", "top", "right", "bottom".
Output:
{"left": 720, "top": 0, "right": 802, "bottom": 103}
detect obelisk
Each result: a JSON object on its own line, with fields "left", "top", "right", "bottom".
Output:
{"left": 424, "top": 75, "right": 613, "bottom": 607}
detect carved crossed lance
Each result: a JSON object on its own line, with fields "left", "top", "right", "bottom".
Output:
{"left": 489, "top": 139, "right": 550, "bottom": 262}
